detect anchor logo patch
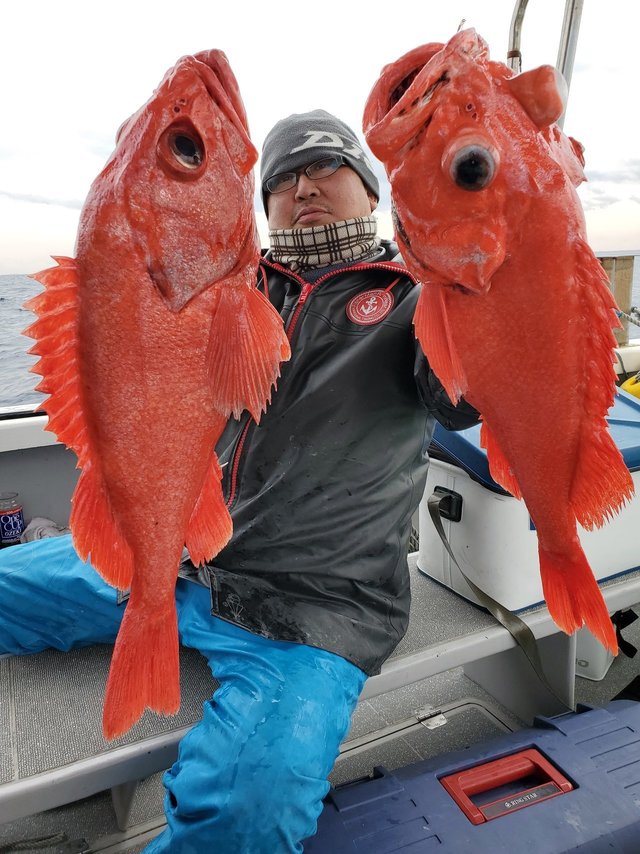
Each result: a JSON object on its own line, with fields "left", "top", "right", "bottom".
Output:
{"left": 346, "top": 290, "right": 394, "bottom": 326}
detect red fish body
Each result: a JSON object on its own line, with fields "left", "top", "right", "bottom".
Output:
{"left": 364, "top": 29, "right": 634, "bottom": 652}
{"left": 25, "top": 51, "right": 290, "bottom": 738}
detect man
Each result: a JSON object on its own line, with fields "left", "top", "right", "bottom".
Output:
{"left": 153, "top": 109, "right": 479, "bottom": 851}
{"left": 0, "top": 110, "right": 478, "bottom": 852}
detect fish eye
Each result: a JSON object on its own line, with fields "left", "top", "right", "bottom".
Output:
{"left": 449, "top": 144, "right": 496, "bottom": 191}
{"left": 168, "top": 131, "right": 203, "bottom": 168}
{"left": 157, "top": 121, "right": 206, "bottom": 178}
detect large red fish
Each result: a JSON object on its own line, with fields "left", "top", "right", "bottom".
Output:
{"left": 24, "top": 51, "right": 290, "bottom": 738}
{"left": 363, "top": 29, "right": 634, "bottom": 653}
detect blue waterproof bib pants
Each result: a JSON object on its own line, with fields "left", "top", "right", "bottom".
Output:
{"left": 0, "top": 536, "right": 366, "bottom": 852}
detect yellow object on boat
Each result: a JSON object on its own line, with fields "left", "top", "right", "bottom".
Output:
{"left": 621, "top": 374, "right": 640, "bottom": 398}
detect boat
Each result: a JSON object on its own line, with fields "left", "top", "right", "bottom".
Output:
{"left": 1, "top": 1, "right": 640, "bottom": 850}
{"left": 2, "top": 375, "right": 640, "bottom": 851}
{"left": 2, "top": 388, "right": 639, "bottom": 851}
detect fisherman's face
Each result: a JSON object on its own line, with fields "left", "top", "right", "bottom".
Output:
{"left": 266, "top": 164, "right": 377, "bottom": 230}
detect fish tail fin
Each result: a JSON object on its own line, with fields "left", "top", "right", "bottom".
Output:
{"left": 102, "top": 599, "right": 180, "bottom": 740}
{"left": 207, "top": 285, "right": 290, "bottom": 421}
{"left": 479, "top": 421, "right": 523, "bottom": 498}
{"left": 413, "top": 284, "right": 467, "bottom": 404}
{"left": 70, "top": 462, "right": 134, "bottom": 590}
{"left": 185, "top": 449, "right": 233, "bottom": 565}
{"left": 539, "top": 541, "right": 617, "bottom": 654}
{"left": 570, "top": 240, "right": 635, "bottom": 527}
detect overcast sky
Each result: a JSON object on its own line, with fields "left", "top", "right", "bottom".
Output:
{"left": 1, "top": 0, "right": 639, "bottom": 276}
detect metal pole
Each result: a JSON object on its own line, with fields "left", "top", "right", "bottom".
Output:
{"left": 507, "top": 0, "right": 530, "bottom": 73}
{"left": 508, "top": 0, "right": 584, "bottom": 127}
{"left": 555, "top": 0, "right": 585, "bottom": 127}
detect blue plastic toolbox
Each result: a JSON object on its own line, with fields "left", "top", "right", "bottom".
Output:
{"left": 306, "top": 701, "right": 640, "bottom": 853}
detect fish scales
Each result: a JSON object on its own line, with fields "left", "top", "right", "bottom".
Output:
{"left": 363, "top": 29, "right": 634, "bottom": 653}
{"left": 24, "top": 50, "right": 290, "bottom": 738}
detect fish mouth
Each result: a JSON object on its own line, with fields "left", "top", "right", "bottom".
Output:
{"left": 450, "top": 282, "right": 475, "bottom": 295}
{"left": 392, "top": 206, "right": 412, "bottom": 251}
{"left": 147, "top": 263, "right": 171, "bottom": 302}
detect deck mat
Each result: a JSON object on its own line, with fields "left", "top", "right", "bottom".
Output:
{"left": 332, "top": 697, "right": 514, "bottom": 787}
{"left": 0, "top": 777, "right": 166, "bottom": 850}
{"left": 5, "top": 645, "right": 215, "bottom": 779}
{"left": 1, "top": 559, "right": 500, "bottom": 784}
{"left": 0, "top": 790, "right": 120, "bottom": 848}
{"left": 393, "top": 560, "right": 498, "bottom": 657}
{"left": 0, "top": 657, "right": 14, "bottom": 785}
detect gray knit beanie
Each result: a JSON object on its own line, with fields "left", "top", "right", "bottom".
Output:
{"left": 260, "top": 109, "right": 380, "bottom": 212}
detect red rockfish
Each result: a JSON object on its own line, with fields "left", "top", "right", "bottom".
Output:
{"left": 363, "top": 29, "right": 633, "bottom": 653}
{"left": 25, "top": 50, "right": 290, "bottom": 738}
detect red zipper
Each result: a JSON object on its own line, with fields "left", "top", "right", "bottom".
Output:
{"left": 225, "top": 417, "right": 251, "bottom": 508}
{"left": 286, "top": 282, "right": 314, "bottom": 340}
{"left": 225, "top": 260, "right": 414, "bottom": 507}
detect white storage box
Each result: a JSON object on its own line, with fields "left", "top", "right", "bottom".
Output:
{"left": 575, "top": 627, "right": 615, "bottom": 681}
{"left": 417, "top": 389, "right": 640, "bottom": 613}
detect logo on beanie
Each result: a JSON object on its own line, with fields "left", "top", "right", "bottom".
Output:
{"left": 346, "top": 290, "right": 394, "bottom": 326}
{"left": 291, "top": 131, "right": 372, "bottom": 166}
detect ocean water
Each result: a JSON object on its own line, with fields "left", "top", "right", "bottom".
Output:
{"left": 1, "top": 259, "right": 640, "bottom": 410}
{"left": 0, "top": 273, "right": 46, "bottom": 410}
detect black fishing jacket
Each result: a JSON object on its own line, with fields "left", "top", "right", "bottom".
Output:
{"left": 208, "top": 240, "right": 478, "bottom": 675}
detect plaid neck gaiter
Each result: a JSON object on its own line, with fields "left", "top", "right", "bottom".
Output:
{"left": 269, "top": 216, "right": 380, "bottom": 271}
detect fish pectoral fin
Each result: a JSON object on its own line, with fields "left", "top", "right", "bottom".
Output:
{"left": 185, "top": 448, "right": 233, "bottom": 565}
{"left": 206, "top": 285, "right": 291, "bottom": 421}
{"left": 414, "top": 283, "right": 467, "bottom": 404}
{"left": 479, "top": 421, "right": 523, "bottom": 499}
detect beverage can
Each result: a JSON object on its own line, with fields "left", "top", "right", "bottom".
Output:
{"left": 0, "top": 492, "right": 25, "bottom": 547}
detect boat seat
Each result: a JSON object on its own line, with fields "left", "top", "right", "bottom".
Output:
{"left": 0, "top": 643, "right": 215, "bottom": 830}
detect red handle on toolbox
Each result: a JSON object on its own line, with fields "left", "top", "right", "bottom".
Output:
{"left": 440, "top": 748, "right": 573, "bottom": 825}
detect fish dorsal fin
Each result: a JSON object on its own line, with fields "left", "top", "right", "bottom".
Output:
{"left": 543, "top": 125, "right": 586, "bottom": 188}
{"left": 25, "top": 257, "right": 134, "bottom": 589}
{"left": 25, "top": 258, "right": 89, "bottom": 463}
{"left": 569, "top": 241, "right": 635, "bottom": 528}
